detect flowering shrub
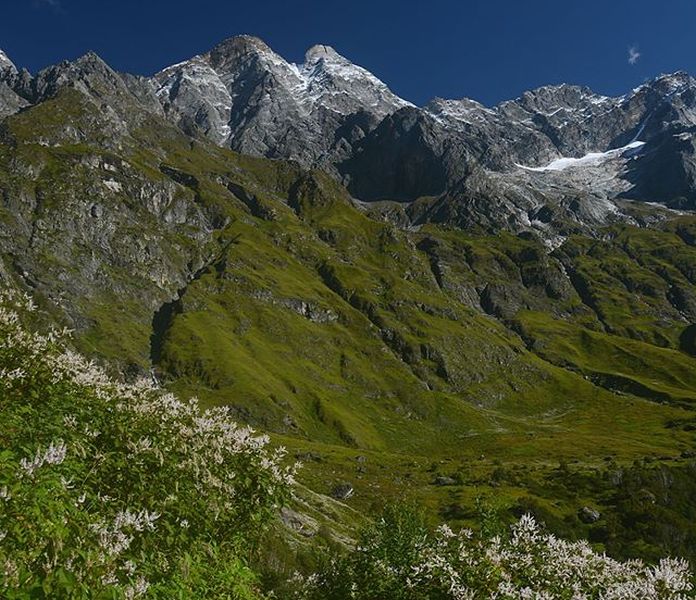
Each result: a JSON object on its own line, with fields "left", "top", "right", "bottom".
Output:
{"left": 293, "top": 505, "right": 695, "bottom": 600}
{"left": 0, "top": 291, "right": 295, "bottom": 598}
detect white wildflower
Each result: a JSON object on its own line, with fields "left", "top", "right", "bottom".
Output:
{"left": 124, "top": 576, "right": 149, "bottom": 599}
{"left": 19, "top": 440, "right": 67, "bottom": 476}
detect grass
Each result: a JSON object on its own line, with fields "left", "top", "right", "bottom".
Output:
{"left": 514, "top": 310, "right": 696, "bottom": 406}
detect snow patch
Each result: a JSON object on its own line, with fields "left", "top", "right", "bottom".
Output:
{"left": 517, "top": 141, "right": 646, "bottom": 172}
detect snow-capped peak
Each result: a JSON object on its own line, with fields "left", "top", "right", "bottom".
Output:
{"left": 0, "top": 49, "right": 17, "bottom": 75}
{"left": 304, "top": 44, "right": 343, "bottom": 64}
{"left": 150, "top": 36, "right": 412, "bottom": 155}
{"left": 293, "top": 43, "right": 413, "bottom": 115}
{"left": 154, "top": 36, "right": 412, "bottom": 115}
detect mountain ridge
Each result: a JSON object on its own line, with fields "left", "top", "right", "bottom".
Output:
{"left": 148, "top": 39, "right": 696, "bottom": 230}
{"left": 2, "top": 37, "right": 693, "bottom": 243}
{"left": 0, "top": 36, "right": 695, "bottom": 256}
{"left": 1, "top": 41, "right": 692, "bottom": 119}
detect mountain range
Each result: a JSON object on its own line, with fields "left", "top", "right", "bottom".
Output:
{"left": 2, "top": 36, "right": 696, "bottom": 241}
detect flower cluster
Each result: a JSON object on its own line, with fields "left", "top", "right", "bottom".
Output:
{"left": 19, "top": 440, "right": 68, "bottom": 476}
{"left": 294, "top": 507, "right": 695, "bottom": 599}
{"left": 411, "top": 515, "right": 693, "bottom": 599}
{"left": 0, "top": 290, "right": 295, "bottom": 597}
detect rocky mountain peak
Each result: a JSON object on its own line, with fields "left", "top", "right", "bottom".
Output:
{"left": 31, "top": 51, "right": 127, "bottom": 102}
{"left": 208, "top": 35, "right": 277, "bottom": 69}
{"left": 0, "top": 49, "right": 26, "bottom": 119}
{"left": 424, "top": 97, "right": 492, "bottom": 125}
{"left": 510, "top": 83, "right": 612, "bottom": 114}
{"left": 144, "top": 36, "right": 696, "bottom": 219}
{"left": 628, "top": 72, "right": 695, "bottom": 107}
{"left": 295, "top": 43, "right": 413, "bottom": 119}
{"left": 38, "top": 51, "right": 116, "bottom": 80}
{"left": 150, "top": 36, "right": 412, "bottom": 167}
{"left": 3, "top": 35, "right": 680, "bottom": 228}
{"left": 651, "top": 70, "right": 693, "bottom": 88}
{"left": 77, "top": 50, "right": 108, "bottom": 65}
{"left": 0, "top": 49, "right": 17, "bottom": 75}
{"left": 304, "top": 44, "right": 343, "bottom": 65}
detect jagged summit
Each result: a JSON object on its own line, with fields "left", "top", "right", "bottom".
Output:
{"left": 0, "top": 48, "right": 25, "bottom": 119}
{"left": 146, "top": 36, "right": 696, "bottom": 225}
{"left": 213, "top": 34, "right": 272, "bottom": 53}
{"left": 151, "top": 36, "right": 412, "bottom": 165}
{"left": 207, "top": 34, "right": 278, "bottom": 67}
{"left": 32, "top": 50, "right": 118, "bottom": 82}
{"left": 304, "top": 44, "right": 343, "bottom": 63}
{"left": 297, "top": 43, "right": 412, "bottom": 108}
{"left": 0, "top": 49, "right": 16, "bottom": 75}
{"left": 643, "top": 70, "right": 693, "bottom": 88}
{"left": 76, "top": 50, "right": 110, "bottom": 66}
{"left": 29, "top": 50, "right": 128, "bottom": 103}
{"left": 425, "top": 97, "right": 492, "bottom": 117}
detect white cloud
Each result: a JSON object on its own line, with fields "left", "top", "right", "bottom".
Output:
{"left": 628, "top": 45, "right": 641, "bottom": 66}
{"left": 33, "top": 0, "right": 63, "bottom": 11}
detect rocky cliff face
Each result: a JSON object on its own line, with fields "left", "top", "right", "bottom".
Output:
{"left": 152, "top": 36, "right": 411, "bottom": 170}
{"left": 344, "top": 73, "right": 696, "bottom": 238}
{"left": 0, "top": 50, "right": 28, "bottom": 119}
{"left": 0, "top": 50, "right": 16, "bottom": 75}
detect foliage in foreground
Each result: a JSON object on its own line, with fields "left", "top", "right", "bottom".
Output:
{"left": 291, "top": 505, "right": 694, "bottom": 600}
{"left": 0, "top": 291, "right": 295, "bottom": 598}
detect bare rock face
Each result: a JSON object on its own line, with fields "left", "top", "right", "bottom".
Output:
{"left": 579, "top": 506, "right": 601, "bottom": 524}
{"left": 330, "top": 482, "right": 355, "bottom": 500}
{"left": 151, "top": 36, "right": 411, "bottom": 170}
{"left": 0, "top": 49, "right": 28, "bottom": 118}
{"left": 0, "top": 50, "right": 17, "bottom": 76}
{"left": 0, "top": 81, "right": 27, "bottom": 119}
{"left": 348, "top": 73, "right": 696, "bottom": 237}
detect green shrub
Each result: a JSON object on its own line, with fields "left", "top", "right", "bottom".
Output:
{"left": 0, "top": 291, "right": 295, "bottom": 598}
{"left": 292, "top": 505, "right": 694, "bottom": 599}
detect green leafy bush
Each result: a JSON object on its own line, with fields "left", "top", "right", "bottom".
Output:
{"left": 292, "top": 505, "right": 694, "bottom": 599}
{"left": 0, "top": 291, "right": 295, "bottom": 598}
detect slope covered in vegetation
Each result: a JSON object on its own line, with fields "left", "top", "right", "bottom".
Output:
{"left": 2, "top": 70, "right": 696, "bottom": 575}
{"left": 1, "top": 292, "right": 694, "bottom": 599}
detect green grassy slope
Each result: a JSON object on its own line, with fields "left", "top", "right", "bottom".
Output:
{"left": 2, "top": 86, "right": 696, "bottom": 564}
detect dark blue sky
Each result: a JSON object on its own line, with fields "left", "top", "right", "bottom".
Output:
{"left": 2, "top": 0, "right": 695, "bottom": 106}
